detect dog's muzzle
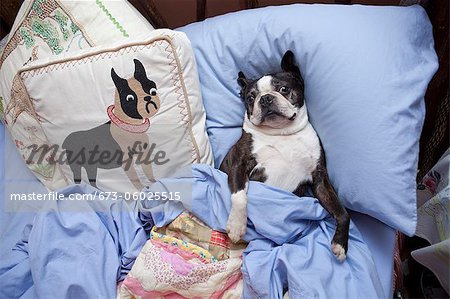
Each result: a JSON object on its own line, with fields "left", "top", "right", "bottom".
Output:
{"left": 145, "top": 96, "right": 158, "bottom": 113}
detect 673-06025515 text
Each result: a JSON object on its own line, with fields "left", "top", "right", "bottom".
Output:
{"left": 9, "top": 191, "right": 182, "bottom": 201}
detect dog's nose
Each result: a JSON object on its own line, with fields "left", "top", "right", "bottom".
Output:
{"left": 144, "top": 96, "right": 152, "bottom": 102}
{"left": 260, "top": 94, "right": 274, "bottom": 108}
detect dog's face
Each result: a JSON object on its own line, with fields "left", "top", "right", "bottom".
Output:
{"left": 111, "top": 59, "right": 160, "bottom": 120}
{"left": 238, "top": 51, "right": 305, "bottom": 129}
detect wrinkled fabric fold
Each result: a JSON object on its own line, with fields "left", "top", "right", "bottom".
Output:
{"left": 0, "top": 184, "right": 147, "bottom": 299}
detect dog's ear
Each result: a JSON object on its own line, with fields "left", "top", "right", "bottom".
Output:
{"left": 133, "top": 59, "right": 147, "bottom": 82}
{"left": 281, "top": 50, "right": 303, "bottom": 83}
{"left": 281, "top": 50, "right": 297, "bottom": 73}
{"left": 133, "top": 59, "right": 157, "bottom": 92}
{"left": 237, "top": 71, "right": 249, "bottom": 89}
{"left": 111, "top": 68, "right": 127, "bottom": 88}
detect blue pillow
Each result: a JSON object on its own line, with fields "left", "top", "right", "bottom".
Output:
{"left": 178, "top": 4, "right": 438, "bottom": 235}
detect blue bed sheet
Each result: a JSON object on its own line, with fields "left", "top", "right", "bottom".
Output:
{"left": 0, "top": 126, "right": 42, "bottom": 261}
{"left": 0, "top": 185, "right": 147, "bottom": 298}
{"left": 1, "top": 160, "right": 390, "bottom": 298}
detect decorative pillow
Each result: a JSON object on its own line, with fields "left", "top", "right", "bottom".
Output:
{"left": 3, "top": 29, "right": 213, "bottom": 192}
{"left": 0, "top": 0, "right": 154, "bottom": 123}
{"left": 178, "top": 4, "right": 439, "bottom": 235}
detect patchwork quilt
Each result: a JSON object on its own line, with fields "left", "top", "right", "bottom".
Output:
{"left": 119, "top": 223, "right": 244, "bottom": 298}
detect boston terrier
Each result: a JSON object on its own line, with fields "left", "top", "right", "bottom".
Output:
{"left": 220, "top": 51, "right": 350, "bottom": 261}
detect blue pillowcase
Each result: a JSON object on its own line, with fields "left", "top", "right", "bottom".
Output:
{"left": 178, "top": 4, "right": 438, "bottom": 235}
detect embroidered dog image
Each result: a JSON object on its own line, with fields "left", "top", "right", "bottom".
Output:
{"left": 63, "top": 59, "right": 160, "bottom": 190}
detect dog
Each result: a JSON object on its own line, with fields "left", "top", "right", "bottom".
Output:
{"left": 220, "top": 51, "right": 350, "bottom": 261}
{"left": 63, "top": 59, "right": 160, "bottom": 190}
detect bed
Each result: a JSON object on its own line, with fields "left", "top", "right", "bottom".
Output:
{"left": 0, "top": 1, "right": 447, "bottom": 298}
{"left": 0, "top": 122, "right": 396, "bottom": 298}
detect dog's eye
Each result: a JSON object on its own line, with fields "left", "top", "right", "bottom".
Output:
{"left": 279, "top": 86, "right": 290, "bottom": 93}
{"left": 247, "top": 96, "right": 255, "bottom": 104}
{"left": 150, "top": 88, "right": 157, "bottom": 96}
{"left": 126, "top": 94, "right": 135, "bottom": 101}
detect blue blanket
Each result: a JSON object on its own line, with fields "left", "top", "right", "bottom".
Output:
{"left": 0, "top": 183, "right": 147, "bottom": 298}
{"left": 141, "top": 165, "right": 384, "bottom": 298}
{"left": 1, "top": 165, "right": 384, "bottom": 298}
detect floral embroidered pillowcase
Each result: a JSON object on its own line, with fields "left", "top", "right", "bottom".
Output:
{"left": 4, "top": 29, "right": 213, "bottom": 192}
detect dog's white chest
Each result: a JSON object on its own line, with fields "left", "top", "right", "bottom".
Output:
{"left": 248, "top": 124, "right": 321, "bottom": 192}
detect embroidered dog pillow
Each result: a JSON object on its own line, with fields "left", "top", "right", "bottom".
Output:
{"left": 0, "top": 0, "right": 154, "bottom": 124}
{"left": 4, "top": 29, "right": 213, "bottom": 192}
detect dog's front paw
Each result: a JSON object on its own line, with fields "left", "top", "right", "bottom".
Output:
{"left": 227, "top": 219, "right": 246, "bottom": 243}
{"left": 226, "top": 208, "right": 247, "bottom": 243}
{"left": 331, "top": 242, "right": 346, "bottom": 262}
